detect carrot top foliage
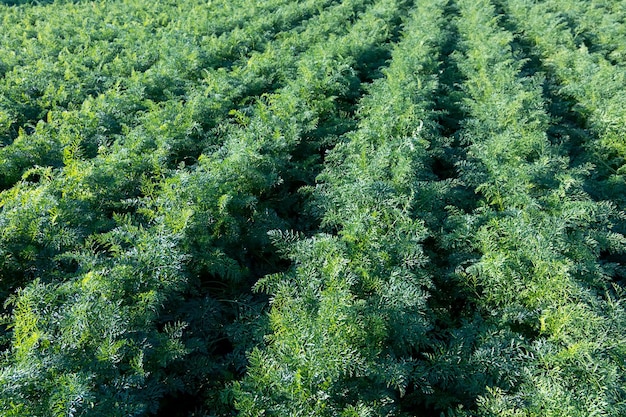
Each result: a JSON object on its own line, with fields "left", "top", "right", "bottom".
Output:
{"left": 0, "top": 0, "right": 624, "bottom": 416}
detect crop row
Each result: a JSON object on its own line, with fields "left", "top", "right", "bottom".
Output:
{"left": 0, "top": 0, "right": 347, "bottom": 189}
{"left": 0, "top": 0, "right": 379, "bottom": 297}
{"left": 502, "top": 0, "right": 626, "bottom": 208}
{"left": 535, "top": 0, "right": 626, "bottom": 64}
{"left": 234, "top": 0, "right": 447, "bottom": 414}
{"left": 0, "top": 0, "right": 413, "bottom": 415}
{"left": 0, "top": 0, "right": 625, "bottom": 415}
{"left": 429, "top": 0, "right": 626, "bottom": 414}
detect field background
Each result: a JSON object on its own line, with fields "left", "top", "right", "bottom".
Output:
{"left": 0, "top": 0, "right": 625, "bottom": 415}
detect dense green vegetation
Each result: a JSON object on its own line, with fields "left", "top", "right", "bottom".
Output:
{"left": 0, "top": 0, "right": 624, "bottom": 415}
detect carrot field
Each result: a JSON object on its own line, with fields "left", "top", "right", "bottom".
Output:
{"left": 0, "top": 0, "right": 625, "bottom": 415}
